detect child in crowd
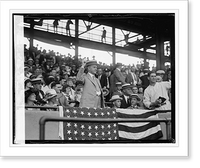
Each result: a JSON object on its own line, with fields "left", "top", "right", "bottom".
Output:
{"left": 127, "top": 94, "right": 143, "bottom": 109}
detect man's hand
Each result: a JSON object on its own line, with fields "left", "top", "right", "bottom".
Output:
{"left": 81, "top": 58, "right": 87, "bottom": 68}
{"left": 149, "top": 98, "right": 162, "bottom": 109}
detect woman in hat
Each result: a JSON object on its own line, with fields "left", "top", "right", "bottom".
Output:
{"left": 127, "top": 94, "right": 143, "bottom": 109}
{"left": 24, "top": 78, "right": 33, "bottom": 91}
{"left": 25, "top": 90, "right": 37, "bottom": 107}
{"left": 109, "top": 95, "right": 123, "bottom": 109}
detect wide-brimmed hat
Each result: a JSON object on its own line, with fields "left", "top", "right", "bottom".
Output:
{"left": 122, "top": 83, "right": 132, "bottom": 90}
{"left": 27, "top": 58, "right": 34, "bottom": 62}
{"left": 130, "top": 94, "right": 141, "bottom": 101}
{"left": 85, "top": 60, "right": 98, "bottom": 67}
{"left": 109, "top": 95, "right": 123, "bottom": 102}
{"left": 45, "top": 89, "right": 57, "bottom": 100}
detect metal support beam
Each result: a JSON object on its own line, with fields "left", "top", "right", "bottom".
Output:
{"left": 156, "top": 24, "right": 165, "bottom": 70}
{"left": 75, "top": 19, "right": 79, "bottom": 62}
{"left": 79, "top": 23, "right": 101, "bottom": 36}
{"left": 112, "top": 27, "right": 116, "bottom": 65}
{"left": 29, "top": 19, "right": 34, "bottom": 51}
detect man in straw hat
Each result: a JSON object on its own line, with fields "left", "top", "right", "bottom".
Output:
{"left": 44, "top": 89, "right": 58, "bottom": 107}
{"left": 76, "top": 59, "right": 105, "bottom": 108}
{"left": 109, "top": 95, "right": 122, "bottom": 109}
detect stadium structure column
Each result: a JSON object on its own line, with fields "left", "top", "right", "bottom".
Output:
{"left": 29, "top": 18, "right": 34, "bottom": 51}
{"left": 112, "top": 26, "right": 116, "bottom": 65}
{"left": 75, "top": 18, "right": 79, "bottom": 62}
{"left": 156, "top": 22, "right": 165, "bottom": 70}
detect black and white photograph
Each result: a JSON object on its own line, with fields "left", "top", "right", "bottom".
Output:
{"left": 0, "top": 0, "right": 189, "bottom": 158}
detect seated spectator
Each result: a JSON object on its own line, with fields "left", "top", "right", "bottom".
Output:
{"left": 127, "top": 94, "right": 143, "bottom": 109}
{"left": 112, "top": 82, "right": 123, "bottom": 96}
{"left": 42, "top": 75, "right": 55, "bottom": 94}
{"left": 66, "top": 78, "right": 75, "bottom": 89}
{"left": 44, "top": 89, "right": 58, "bottom": 108}
{"left": 31, "top": 78, "right": 46, "bottom": 105}
{"left": 25, "top": 78, "right": 33, "bottom": 91}
{"left": 74, "top": 87, "right": 83, "bottom": 107}
{"left": 25, "top": 89, "right": 37, "bottom": 106}
{"left": 120, "top": 83, "right": 133, "bottom": 108}
{"left": 109, "top": 95, "right": 122, "bottom": 109}
{"left": 51, "top": 81, "right": 69, "bottom": 108}
{"left": 62, "top": 84, "right": 75, "bottom": 103}
{"left": 132, "top": 85, "right": 139, "bottom": 94}
{"left": 70, "top": 64, "right": 78, "bottom": 77}
{"left": 24, "top": 66, "right": 32, "bottom": 78}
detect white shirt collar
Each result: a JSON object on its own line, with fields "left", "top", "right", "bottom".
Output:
{"left": 88, "top": 72, "right": 95, "bottom": 78}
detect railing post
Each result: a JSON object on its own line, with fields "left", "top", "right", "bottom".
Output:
{"left": 39, "top": 116, "right": 47, "bottom": 140}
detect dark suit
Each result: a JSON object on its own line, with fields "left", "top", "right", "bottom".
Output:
{"left": 126, "top": 72, "right": 137, "bottom": 85}
{"left": 99, "top": 74, "right": 111, "bottom": 103}
{"left": 140, "top": 74, "right": 149, "bottom": 91}
{"left": 120, "top": 95, "right": 131, "bottom": 108}
{"left": 110, "top": 68, "right": 126, "bottom": 95}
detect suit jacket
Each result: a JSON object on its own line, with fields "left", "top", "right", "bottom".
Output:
{"left": 76, "top": 67, "right": 105, "bottom": 108}
{"left": 140, "top": 75, "right": 149, "bottom": 90}
{"left": 110, "top": 69, "right": 126, "bottom": 95}
{"left": 99, "top": 74, "right": 110, "bottom": 89}
{"left": 120, "top": 95, "right": 131, "bottom": 108}
{"left": 126, "top": 72, "right": 135, "bottom": 85}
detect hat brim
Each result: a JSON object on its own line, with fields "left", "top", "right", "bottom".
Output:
{"left": 110, "top": 98, "right": 122, "bottom": 102}
{"left": 130, "top": 96, "right": 141, "bottom": 101}
{"left": 85, "top": 63, "right": 98, "bottom": 67}
{"left": 46, "top": 94, "right": 57, "bottom": 100}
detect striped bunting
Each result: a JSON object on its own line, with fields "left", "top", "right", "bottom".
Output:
{"left": 116, "top": 109, "right": 163, "bottom": 140}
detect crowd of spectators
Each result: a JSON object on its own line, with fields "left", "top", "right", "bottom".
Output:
{"left": 24, "top": 44, "right": 172, "bottom": 110}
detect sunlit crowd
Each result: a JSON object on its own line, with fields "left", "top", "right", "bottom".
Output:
{"left": 24, "top": 44, "right": 172, "bottom": 110}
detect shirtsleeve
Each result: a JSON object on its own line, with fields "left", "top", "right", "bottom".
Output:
{"left": 162, "top": 81, "right": 171, "bottom": 89}
{"left": 143, "top": 88, "right": 151, "bottom": 109}
{"left": 76, "top": 67, "right": 85, "bottom": 84}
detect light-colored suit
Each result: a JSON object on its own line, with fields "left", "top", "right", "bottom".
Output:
{"left": 76, "top": 67, "right": 105, "bottom": 108}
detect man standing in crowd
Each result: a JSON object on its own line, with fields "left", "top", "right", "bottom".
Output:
{"left": 110, "top": 63, "right": 126, "bottom": 95}
{"left": 143, "top": 71, "right": 171, "bottom": 110}
{"left": 140, "top": 68, "right": 150, "bottom": 91}
{"left": 125, "top": 66, "right": 138, "bottom": 86}
{"left": 76, "top": 60, "right": 105, "bottom": 108}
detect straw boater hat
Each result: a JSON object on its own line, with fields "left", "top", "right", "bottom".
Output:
{"left": 121, "top": 83, "right": 132, "bottom": 90}
{"left": 116, "top": 82, "right": 122, "bottom": 86}
{"left": 45, "top": 89, "right": 57, "bottom": 100}
{"left": 31, "top": 78, "right": 43, "bottom": 85}
{"left": 156, "top": 70, "right": 165, "bottom": 74}
{"left": 109, "top": 95, "right": 123, "bottom": 102}
{"left": 130, "top": 94, "right": 141, "bottom": 101}
{"left": 85, "top": 60, "right": 98, "bottom": 67}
